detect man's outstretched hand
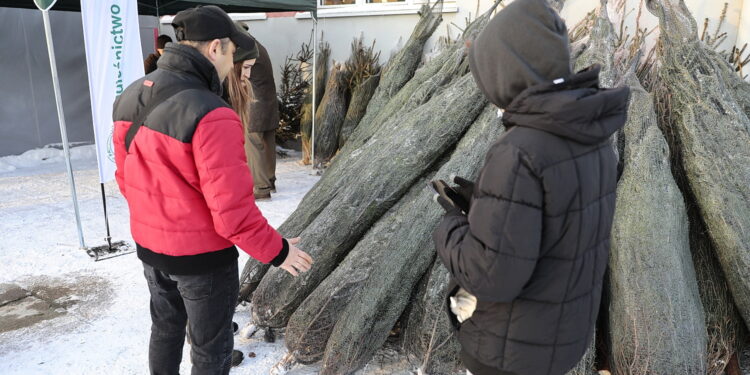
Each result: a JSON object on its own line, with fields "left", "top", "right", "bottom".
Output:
{"left": 280, "top": 237, "right": 314, "bottom": 277}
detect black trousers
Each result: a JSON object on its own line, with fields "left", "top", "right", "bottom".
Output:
{"left": 143, "top": 261, "right": 239, "bottom": 375}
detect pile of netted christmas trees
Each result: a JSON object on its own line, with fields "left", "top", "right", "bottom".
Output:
{"left": 250, "top": 0, "right": 750, "bottom": 373}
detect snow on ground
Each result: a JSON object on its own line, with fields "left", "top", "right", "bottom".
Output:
{"left": 0, "top": 143, "right": 98, "bottom": 177}
{"left": 0, "top": 144, "right": 325, "bottom": 374}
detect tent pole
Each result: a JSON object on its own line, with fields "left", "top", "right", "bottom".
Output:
{"left": 156, "top": 0, "right": 160, "bottom": 34}
{"left": 311, "top": 14, "right": 317, "bottom": 169}
{"left": 101, "top": 184, "right": 113, "bottom": 250}
{"left": 42, "top": 9, "right": 86, "bottom": 250}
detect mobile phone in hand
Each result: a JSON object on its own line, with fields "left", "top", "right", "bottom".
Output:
{"left": 430, "top": 179, "right": 470, "bottom": 213}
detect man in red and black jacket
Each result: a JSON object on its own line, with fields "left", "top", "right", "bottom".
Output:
{"left": 112, "top": 6, "right": 312, "bottom": 374}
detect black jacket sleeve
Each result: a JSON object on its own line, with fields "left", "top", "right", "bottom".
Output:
{"left": 434, "top": 143, "right": 543, "bottom": 303}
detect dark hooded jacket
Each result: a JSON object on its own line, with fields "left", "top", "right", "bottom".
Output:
{"left": 247, "top": 41, "right": 280, "bottom": 133}
{"left": 433, "top": 1, "right": 630, "bottom": 374}
{"left": 144, "top": 51, "right": 160, "bottom": 75}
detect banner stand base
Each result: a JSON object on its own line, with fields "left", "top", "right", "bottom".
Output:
{"left": 85, "top": 240, "right": 135, "bottom": 262}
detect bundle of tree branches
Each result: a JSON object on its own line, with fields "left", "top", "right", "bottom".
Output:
{"left": 649, "top": 69, "right": 746, "bottom": 375}
{"left": 647, "top": 2, "right": 748, "bottom": 371}
{"left": 608, "top": 68, "right": 707, "bottom": 374}
{"left": 574, "top": 0, "right": 625, "bottom": 176}
{"left": 276, "top": 42, "right": 312, "bottom": 143}
{"left": 578, "top": 0, "right": 750, "bottom": 374}
{"left": 569, "top": 9, "right": 597, "bottom": 61}
{"left": 339, "top": 36, "right": 381, "bottom": 149}
{"left": 343, "top": 0, "right": 498, "bottom": 156}
{"left": 313, "top": 63, "right": 351, "bottom": 165}
{"left": 574, "top": 0, "right": 618, "bottom": 87}
{"left": 315, "top": 40, "right": 330, "bottom": 110}
{"left": 300, "top": 40, "right": 331, "bottom": 165}
{"left": 561, "top": 2, "right": 748, "bottom": 374}
{"left": 309, "top": 36, "right": 383, "bottom": 166}
{"left": 647, "top": 0, "right": 750, "bottom": 330}
{"left": 358, "top": 0, "right": 444, "bottom": 125}
{"left": 403, "top": 259, "right": 463, "bottom": 375}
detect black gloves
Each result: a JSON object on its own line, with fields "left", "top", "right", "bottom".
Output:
{"left": 433, "top": 190, "right": 461, "bottom": 214}
{"left": 431, "top": 175, "right": 474, "bottom": 214}
{"left": 451, "top": 175, "right": 474, "bottom": 211}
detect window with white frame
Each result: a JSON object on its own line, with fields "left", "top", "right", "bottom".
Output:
{"left": 320, "top": 0, "right": 406, "bottom": 5}
{"left": 310, "top": 0, "right": 456, "bottom": 18}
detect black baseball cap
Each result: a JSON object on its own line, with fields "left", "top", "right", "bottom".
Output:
{"left": 172, "top": 5, "right": 256, "bottom": 52}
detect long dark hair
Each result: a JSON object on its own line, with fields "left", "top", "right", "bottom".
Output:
{"left": 226, "top": 61, "right": 255, "bottom": 133}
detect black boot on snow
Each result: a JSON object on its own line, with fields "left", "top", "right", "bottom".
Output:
{"left": 231, "top": 350, "right": 244, "bottom": 367}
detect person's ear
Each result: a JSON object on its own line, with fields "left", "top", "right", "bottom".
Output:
{"left": 206, "top": 39, "right": 222, "bottom": 61}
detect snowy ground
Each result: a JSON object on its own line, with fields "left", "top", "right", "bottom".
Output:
{"left": 0, "top": 144, "right": 411, "bottom": 374}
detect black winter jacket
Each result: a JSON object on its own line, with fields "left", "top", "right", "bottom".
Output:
{"left": 434, "top": 66, "right": 630, "bottom": 375}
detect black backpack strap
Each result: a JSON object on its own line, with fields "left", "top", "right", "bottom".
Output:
{"left": 124, "top": 83, "right": 197, "bottom": 151}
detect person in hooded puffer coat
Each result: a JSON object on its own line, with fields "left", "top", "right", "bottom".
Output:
{"left": 432, "top": 0, "right": 630, "bottom": 374}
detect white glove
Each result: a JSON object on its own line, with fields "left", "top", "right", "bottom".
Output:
{"left": 449, "top": 288, "right": 477, "bottom": 323}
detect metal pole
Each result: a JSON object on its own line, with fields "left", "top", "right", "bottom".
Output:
{"left": 42, "top": 10, "right": 86, "bottom": 250}
{"left": 311, "top": 15, "right": 317, "bottom": 168}
{"left": 100, "top": 184, "right": 113, "bottom": 250}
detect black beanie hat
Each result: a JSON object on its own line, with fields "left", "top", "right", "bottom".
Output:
{"left": 232, "top": 22, "right": 259, "bottom": 63}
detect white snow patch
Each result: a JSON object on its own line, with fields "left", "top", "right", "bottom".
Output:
{"left": 0, "top": 146, "right": 320, "bottom": 374}
{"left": 0, "top": 143, "right": 98, "bottom": 178}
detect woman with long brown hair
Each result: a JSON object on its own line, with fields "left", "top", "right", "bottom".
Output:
{"left": 225, "top": 43, "right": 272, "bottom": 200}
{"left": 226, "top": 55, "right": 255, "bottom": 130}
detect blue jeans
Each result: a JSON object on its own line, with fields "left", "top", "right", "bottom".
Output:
{"left": 143, "top": 261, "right": 239, "bottom": 375}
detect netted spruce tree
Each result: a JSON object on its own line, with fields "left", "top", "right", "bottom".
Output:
{"left": 300, "top": 41, "right": 331, "bottom": 165}
{"left": 647, "top": 0, "right": 750, "bottom": 329}
{"left": 312, "top": 63, "right": 351, "bottom": 165}
{"left": 339, "top": 36, "right": 381, "bottom": 149}
{"left": 608, "top": 69, "right": 707, "bottom": 375}
{"left": 647, "top": 1, "right": 749, "bottom": 373}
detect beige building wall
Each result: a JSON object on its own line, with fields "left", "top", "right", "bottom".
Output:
{"left": 736, "top": 0, "right": 750, "bottom": 59}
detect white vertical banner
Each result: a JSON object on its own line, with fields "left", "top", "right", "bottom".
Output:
{"left": 81, "top": 0, "right": 143, "bottom": 183}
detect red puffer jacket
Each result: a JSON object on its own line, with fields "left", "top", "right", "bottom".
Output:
{"left": 113, "top": 43, "right": 287, "bottom": 275}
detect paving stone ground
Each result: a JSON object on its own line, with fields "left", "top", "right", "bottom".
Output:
{"left": 0, "top": 276, "right": 110, "bottom": 335}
